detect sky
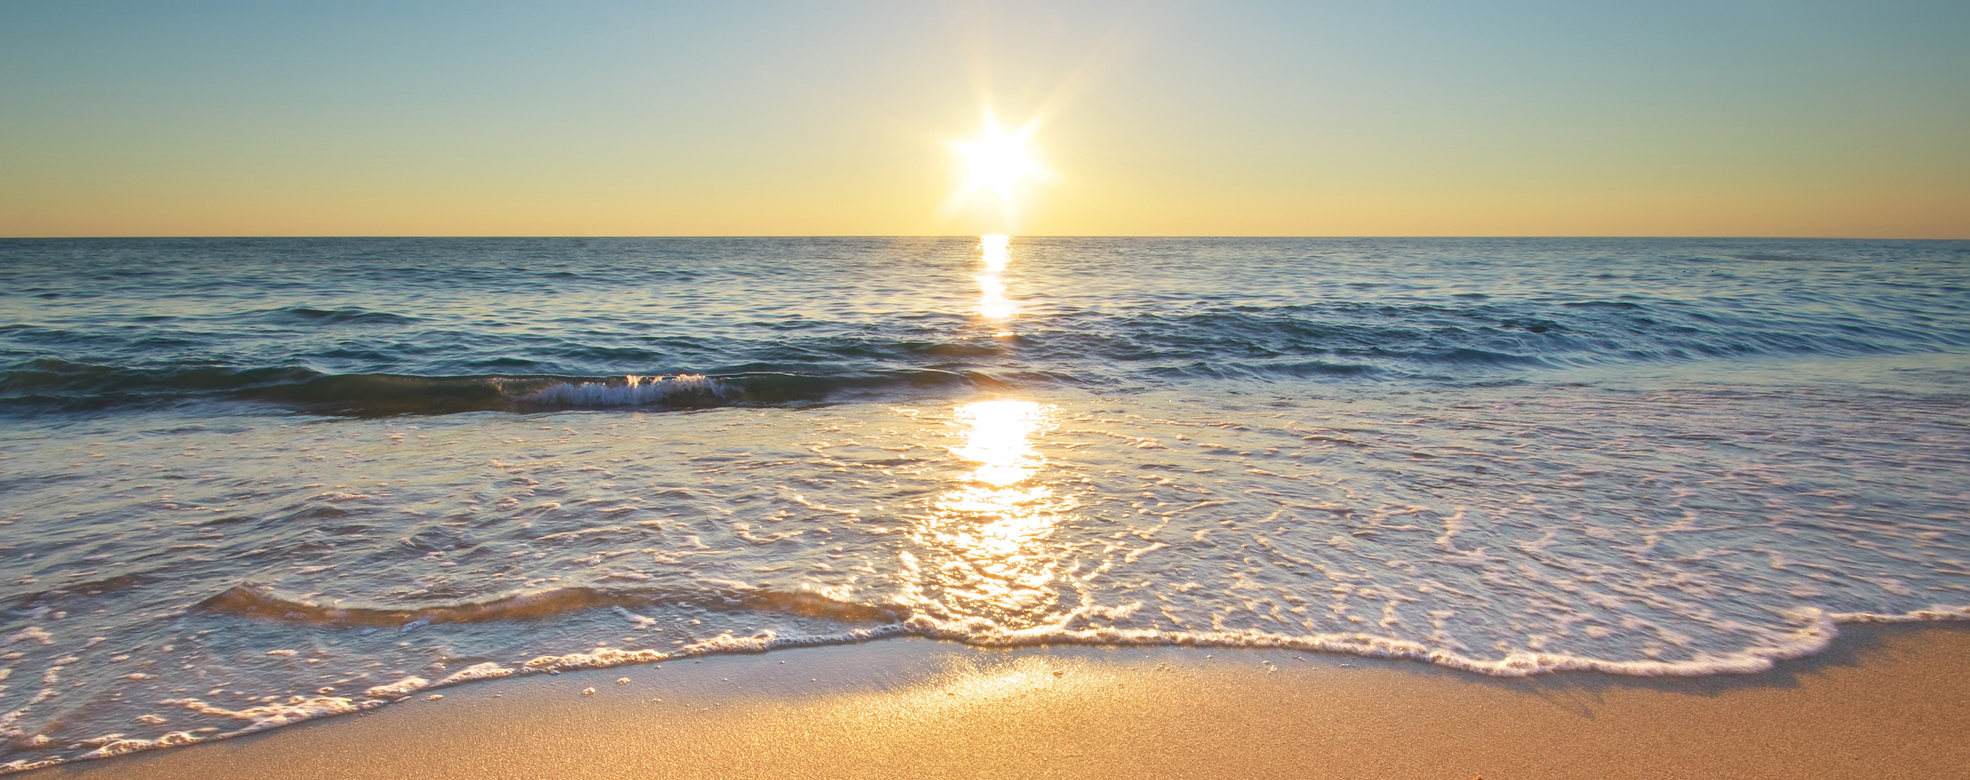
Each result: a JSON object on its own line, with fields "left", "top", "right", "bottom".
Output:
{"left": 1, "top": 0, "right": 1965, "bottom": 238}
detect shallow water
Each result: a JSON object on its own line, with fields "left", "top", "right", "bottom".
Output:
{"left": 2, "top": 237, "right": 1967, "bottom": 771}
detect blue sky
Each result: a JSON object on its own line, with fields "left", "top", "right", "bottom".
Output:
{"left": 2, "top": 1, "right": 1965, "bottom": 236}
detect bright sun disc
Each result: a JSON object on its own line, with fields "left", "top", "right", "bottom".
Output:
{"left": 952, "top": 115, "right": 1044, "bottom": 208}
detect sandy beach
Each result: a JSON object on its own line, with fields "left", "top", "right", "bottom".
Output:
{"left": 25, "top": 623, "right": 1968, "bottom": 780}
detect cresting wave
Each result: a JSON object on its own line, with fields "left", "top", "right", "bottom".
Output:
{"left": 0, "top": 363, "right": 993, "bottom": 416}
{"left": 524, "top": 374, "right": 727, "bottom": 407}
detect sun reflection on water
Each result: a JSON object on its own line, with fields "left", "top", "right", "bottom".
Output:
{"left": 981, "top": 234, "right": 1011, "bottom": 271}
{"left": 977, "top": 234, "right": 1017, "bottom": 323}
{"left": 904, "top": 399, "right": 1068, "bottom": 623}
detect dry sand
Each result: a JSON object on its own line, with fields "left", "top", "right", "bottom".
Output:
{"left": 30, "top": 624, "right": 1970, "bottom": 780}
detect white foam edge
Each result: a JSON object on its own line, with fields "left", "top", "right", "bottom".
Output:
{"left": 913, "top": 604, "right": 1970, "bottom": 678}
{"left": 495, "top": 603, "right": 1970, "bottom": 680}
{"left": 9, "top": 603, "right": 1969, "bottom": 775}
{"left": 515, "top": 624, "right": 909, "bottom": 673}
{"left": 4, "top": 662, "right": 524, "bottom": 774}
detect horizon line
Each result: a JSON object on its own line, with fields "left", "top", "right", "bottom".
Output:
{"left": 3, "top": 234, "right": 1966, "bottom": 241}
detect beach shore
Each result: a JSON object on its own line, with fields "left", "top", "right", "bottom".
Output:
{"left": 26, "top": 623, "right": 1970, "bottom": 780}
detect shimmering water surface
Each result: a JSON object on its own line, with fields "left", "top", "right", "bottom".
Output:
{"left": 2, "top": 237, "right": 1968, "bottom": 771}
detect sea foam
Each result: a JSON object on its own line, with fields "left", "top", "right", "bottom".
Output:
{"left": 524, "top": 374, "right": 727, "bottom": 407}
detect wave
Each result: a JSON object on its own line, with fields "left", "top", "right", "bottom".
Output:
{"left": 200, "top": 581, "right": 1970, "bottom": 680}
{"left": 5, "top": 290, "right": 1968, "bottom": 416}
{"left": 0, "top": 361, "right": 992, "bottom": 416}
{"left": 524, "top": 374, "right": 729, "bottom": 406}
{"left": 260, "top": 306, "right": 423, "bottom": 326}
{"left": 1023, "top": 301, "right": 1970, "bottom": 374}
{"left": 200, "top": 582, "right": 905, "bottom": 628}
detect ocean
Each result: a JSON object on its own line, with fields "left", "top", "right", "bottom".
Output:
{"left": 2, "top": 236, "right": 1967, "bottom": 771}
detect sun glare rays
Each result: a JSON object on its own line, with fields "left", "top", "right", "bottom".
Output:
{"left": 955, "top": 116, "right": 1043, "bottom": 206}
{"left": 942, "top": 110, "right": 1050, "bottom": 232}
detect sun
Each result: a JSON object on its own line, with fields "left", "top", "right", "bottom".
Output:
{"left": 949, "top": 112, "right": 1047, "bottom": 215}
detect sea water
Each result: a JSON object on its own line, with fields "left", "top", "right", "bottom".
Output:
{"left": 1, "top": 237, "right": 1966, "bottom": 770}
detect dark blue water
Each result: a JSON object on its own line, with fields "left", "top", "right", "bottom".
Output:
{"left": 5, "top": 237, "right": 1965, "bottom": 415}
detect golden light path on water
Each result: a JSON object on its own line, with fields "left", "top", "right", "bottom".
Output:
{"left": 980, "top": 233, "right": 1011, "bottom": 272}
{"left": 896, "top": 238, "right": 1068, "bottom": 625}
{"left": 976, "top": 234, "right": 1016, "bottom": 322}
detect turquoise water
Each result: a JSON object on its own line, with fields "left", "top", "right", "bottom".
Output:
{"left": 2, "top": 237, "right": 1967, "bottom": 771}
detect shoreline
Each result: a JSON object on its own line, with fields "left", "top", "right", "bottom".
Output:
{"left": 25, "top": 622, "right": 1970, "bottom": 780}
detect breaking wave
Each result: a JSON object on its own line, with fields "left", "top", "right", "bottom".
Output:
{"left": 0, "top": 362, "right": 992, "bottom": 416}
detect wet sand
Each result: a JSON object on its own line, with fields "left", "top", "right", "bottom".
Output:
{"left": 31, "top": 624, "right": 1970, "bottom": 780}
